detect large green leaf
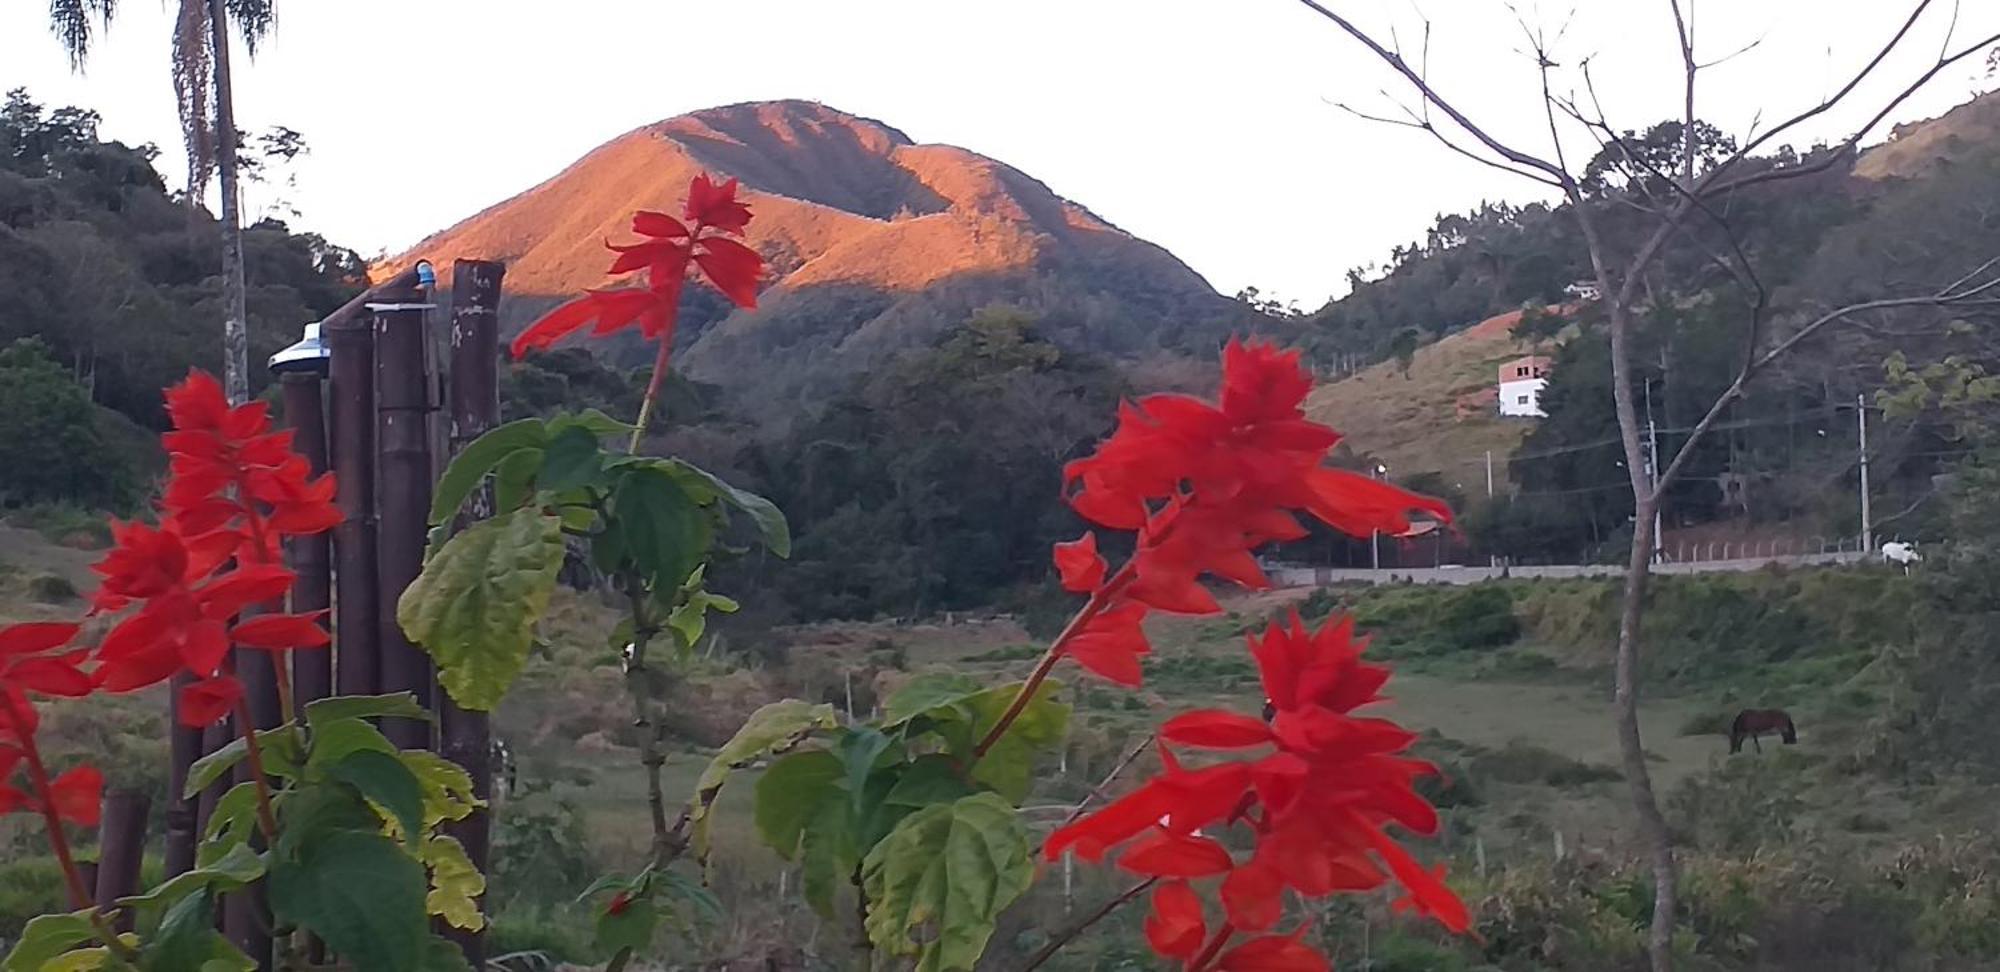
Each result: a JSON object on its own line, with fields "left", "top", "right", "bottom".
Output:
{"left": 752, "top": 750, "right": 844, "bottom": 861}
{"left": 662, "top": 459, "right": 791, "bottom": 557}
{"left": 2, "top": 910, "right": 96, "bottom": 972}
{"left": 799, "top": 797, "right": 858, "bottom": 920}
{"left": 427, "top": 418, "right": 548, "bottom": 526}
{"left": 398, "top": 508, "right": 566, "bottom": 711}
{"left": 688, "top": 700, "right": 838, "bottom": 869}
{"left": 420, "top": 835, "right": 486, "bottom": 931}
{"left": 119, "top": 843, "right": 264, "bottom": 911}
{"left": 183, "top": 727, "right": 301, "bottom": 798}
{"left": 269, "top": 830, "right": 428, "bottom": 972}
{"left": 491, "top": 448, "right": 546, "bottom": 515}
{"left": 545, "top": 408, "right": 634, "bottom": 441}
{"left": 535, "top": 425, "right": 605, "bottom": 494}
{"left": 610, "top": 467, "right": 709, "bottom": 592}
{"left": 861, "top": 793, "right": 1034, "bottom": 972}
{"left": 305, "top": 717, "right": 398, "bottom": 771}
{"left": 401, "top": 751, "right": 480, "bottom": 827}
{"left": 881, "top": 674, "right": 984, "bottom": 729}
{"left": 143, "top": 891, "right": 252, "bottom": 972}
{"left": 965, "top": 682, "right": 1069, "bottom": 803}
{"left": 304, "top": 693, "right": 431, "bottom": 729}
{"left": 324, "top": 750, "right": 426, "bottom": 843}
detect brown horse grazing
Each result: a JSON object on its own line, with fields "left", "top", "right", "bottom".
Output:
{"left": 1729, "top": 709, "right": 1798, "bottom": 754}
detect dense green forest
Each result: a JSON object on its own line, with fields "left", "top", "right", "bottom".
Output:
{"left": 0, "top": 88, "right": 366, "bottom": 509}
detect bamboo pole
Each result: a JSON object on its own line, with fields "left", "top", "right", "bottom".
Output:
{"left": 93, "top": 790, "right": 150, "bottom": 932}
{"left": 327, "top": 304, "right": 380, "bottom": 701}
{"left": 439, "top": 259, "right": 504, "bottom": 966}
{"left": 373, "top": 286, "right": 437, "bottom": 750}
{"left": 283, "top": 373, "right": 335, "bottom": 706}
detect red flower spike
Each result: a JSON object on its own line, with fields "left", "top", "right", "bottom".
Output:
{"left": 1214, "top": 934, "right": 1330, "bottom": 972}
{"left": 0, "top": 622, "right": 79, "bottom": 659}
{"left": 631, "top": 211, "right": 690, "bottom": 240}
{"left": 1221, "top": 851, "right": 1286, "bottom": 931}
{"left": 93, "top": 522, "right": 190, "bottom": 600}
{"left": 693, "top": 236, "right": 762, "bottom": 308}
{"left": 511, "top": 288, "right": 677, "bottom": 358}
{"left": 164, "top": 371, "right": 230, "bottom": 433}
{"left": 48, "top": 765, "right": 103, "bottom": 827}
{"left": 1159, "top": 711, "right": 1274, "bottom": 750}
{"left": 5, "top": 655, "right": 94, "bottom": 698}
{"left": 1118, "top": 829, "right": 1236, "bottom": 878}
{"left": 684, "top": 174, "right": 752, "bottom": 234}
{"left": 1062, "top": 601, "right": 1149, "bottom": 686}
{"left": 1052, "top": 533, "right": 1106, "bottom": 593}
{"left": 229, "top": 612, "right": 332, "bottom": 650}
{"left": 1144, "top": 881, "right": 1207, "bottom": 961}
{"left": 179, "top": 676, "right": 243, "bottom": 729}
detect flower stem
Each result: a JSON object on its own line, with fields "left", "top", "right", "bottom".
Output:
{"left": 1186, "top": 924, "right": 1237, "bottom": 972}
{"left": 12, "top": 729, "right": 92, "bottom": 910}
{"left": 233, "top": 701, "right": 281, "bottom": 841}
{"left": 1014, "top": 878, "right": 1156, "bottom": 972}
{"left": 627, "top": 336, "right": 675, "bottom": 455}
{"left": 971, "top": 563, "right": 1135, "bottom": 761}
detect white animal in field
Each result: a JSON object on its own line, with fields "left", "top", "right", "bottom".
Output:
{"left": 1882, "top": 541, "right": 1920, "bottom": 573}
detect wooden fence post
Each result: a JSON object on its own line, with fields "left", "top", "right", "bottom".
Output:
{"left": 327, "top": 305, "right": 381, "bottom": 701}
{"left": 440, "top": 258, "right": 504, "bottom": 966}
{"left": 283, "top": 372, "right": 335, "bottom": 705}
{"left": 93, "top": 790, "right": 150, "bottom": 932}
{"left": 373, "top": 286, "right": 438, "bottom": 751}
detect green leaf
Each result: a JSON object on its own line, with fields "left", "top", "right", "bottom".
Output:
{"left": 536, "top": 425, "right": 604, "bottom": 493}
{"left": 324, "top": 750, "right": 426, "bottom": 843}
{"left": 860, "top": 793, "right": 1034, "bottom": 972}
{"left": 183, "top": 727, "right": 301, "bottom": 799}
{"left": 420, "top": 835, "right": 487, "bottom": 931}
{"left": 800, "top": 796, "right": 858, "bottom": 920}
{"left": 305, "top": 717, "right": 398, "bottom": 771}
{"left": 269, "top": 831, "right": 428, "bottom": 972}
{"left": 688, "top": 700, "right": 839, "bottom": 870}
{"left": 397, "top": 508, "right": 566, "bottom": 711}
{"left": 883, "top": 755, "right": 975, "bottom": 810}
{"left": 119, "top": 843, "right": 264, "bottom": 911}
{"left": 428, "top": 418, "right": 548, "bottom": 526}
{"left": 611, "top": 468, "right": 708, "bottom": 592}
{"left": 415, "top": 937, "right": 475, "bottom": 972}
{"left": 753, "top": 751, "right": 844, "bottom": 861}
{"left": 836, "top": 728, "right": 895, "bottom": 816}
{"left": 545, "top": 408, "right": 634, "bottom": 440}
{"left": 594, "top": 900, "right": 660, "bottom": 957}
{"left": 273, "top": 780, "right": 383, "bottom": 863}
{"left": 965, "top": 681, "right": 1069, "bottom": 803}
{"left": 3, "top": 910, "right": 96, "bottom": 972}
{"left": 40, "top": 949, "right": 108, "bottom": 972}
{"left": 304, "top": 693, "right": 432, "bottom": 730}
{"left": 147, "top": 890, "right": 219, "bottom": 972}
{"left": 662, "top": 459, "right": 791, "bottom": 557}
{"left": 881, "top": 674, "right": 984, "bottom": 729}
{"left": 201, "top": 782, "right": 261, "bottom": 842}
{"left": 401, "top": 751, "right": 481, "bottom": 827}
{"left": 492, "top": 448, "right": 545, "bottom": 514}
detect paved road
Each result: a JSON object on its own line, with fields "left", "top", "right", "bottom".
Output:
{"left": 1268, "top": 551, "right": 1868, "bottom": 587}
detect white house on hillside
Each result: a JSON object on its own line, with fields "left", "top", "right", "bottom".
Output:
{"left": 1498, "top": 354, "right": 1553, "bottom": 417}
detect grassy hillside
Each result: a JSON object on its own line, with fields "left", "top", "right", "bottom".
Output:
{"left": 1305, "top": 307, "right": 1553, "bottom": 482}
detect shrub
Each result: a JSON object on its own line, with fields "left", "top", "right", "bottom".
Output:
{"left": 25, "top": 572, "right": 77, "bottom": 602}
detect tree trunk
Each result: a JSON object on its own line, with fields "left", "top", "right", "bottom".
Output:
{"left": 208, "top": 0, "right": 250, "bottom": 405}
{"left": 1607, "top": 295, "right": 1678, "bottom": 972}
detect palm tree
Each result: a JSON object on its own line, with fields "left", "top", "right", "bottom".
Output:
{"left": 49, "top": 0, "right": 275, "bottom": 406}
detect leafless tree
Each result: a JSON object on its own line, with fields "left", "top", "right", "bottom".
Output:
{"left": 1290, "top": 2, "right": 2000, "bottom": 968}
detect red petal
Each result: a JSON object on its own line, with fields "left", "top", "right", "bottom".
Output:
{"left": 1215, "top": 934, "right": 1330, "bottom": 972}
{"left": 49, "top": 766, "right": 103, "bottom": 827}
{"left": 197, "top": 565, "right": 296, "bottom": 620}
{"left": 1305, "top": 467, "right": 1452, "bottom": 539}
{"left": 683, "top": 174, "right": 752, "bottom": 234}
{"left": 1127, "top": 562, "right": 1220, "bottom": 615}
{"left": 5, "top": 657, "right": 93, "bottom": 698}
{"left": 1160, "top": 711, "right": 1274, "bottom": 749}
{"left": 1118, "top": 829, "right": 1235, "bottom": 878}
{"left": 179, "top": 676, "right": 242, "bottom": 729}
{"left": 0, "top": 784, "right": 27, "bottom": 815}
{"left": 1221, "top": 852, "right": 1285, "bottom": 931}
{"left": 694, "top": 236, "right": 762, "bottom": 308}
{"left": 230, "top": 612, "right": 332, "bottom": 650}
{"left": 1360, "top": 818, "right": 1471, "bottom": 933}
{"left": 1044, "top": 779, "right": 1178, "bottom": 862}
{"left": 164, "top": 371, "right": 230, "bottom": 432}
{"left": 1143, "top": 881, "right": 1207, "bottom": 961}
{"left": 0, "top": 622, "right": 79, "bottom": 659}
{"left": 1052, "top": 533, "right": 1107, "bottom": 593}
{"left": 632, "top": 211, "right": 690, "bottom": 240}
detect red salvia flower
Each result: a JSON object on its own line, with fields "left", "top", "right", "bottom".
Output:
{"left": 1046, "top": 613, "right": 1470, "bottom": 970}
{"left": 1144, "top": 881, "right": 1208, "bottom": 960}
{"left": 511, "top": 173, "right": 764, "bottom": 357}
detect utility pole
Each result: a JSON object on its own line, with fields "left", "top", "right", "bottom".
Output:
{"left": 1484, "top": 450, "right": 1494, "bottom": 497}
{"left": 1858, "top": 393, "right": 1873, "bottom": 555}
{"left": 1370, "top": 463, "right": 1385, "bottom": 571}
{"left": 1644, "top": 382, "right": 1664, "bottom": 564}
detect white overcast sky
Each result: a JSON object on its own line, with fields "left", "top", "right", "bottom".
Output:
{"left": 3, "top": 1, "right": 1994, "bottom": 307}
